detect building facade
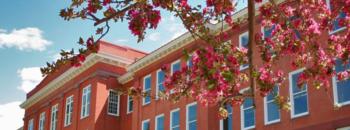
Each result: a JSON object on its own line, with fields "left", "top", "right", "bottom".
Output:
{"left": 21, "top": 0, "right": 350, "bottom": 130}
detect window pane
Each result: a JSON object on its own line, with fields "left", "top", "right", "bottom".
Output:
{"left": 267, "top": 86, "right": 278, "bottom": 101}
{"left": 172, "top": 62, "right": 181, "bottom": 73}
{"left": 145, "top": 77, "right": 151, "bottom": 89}
{"left": 143, "top": 121, "right": 150, "bottom": 130}
{"left": 188, "top": 105, "right": 197, "bottom": 121}
{"left": 293, "top": 92, "right": 308, "bottom": 115}
{"left": 264, "top": 25, "right": 275, "bottom": 38}
{"left": 128, "top": 96, "right": 133, "bottom": 112}
{"left": 267, "top": 102, "right": 280, "bottom": 122}
{"left": 292, "top": 72, "right": 306, "bottom": 93}
{"left": 188, "top": 55, "right": 193, "bottom": 67}
{"left": 244, "top": 108, "right": 255, "bottom": 128}
{"left": 172, "top": 110, "right": 180, "bottom": 127}
{"left": 189, "top": 122, "right": 197, "bottom": 130}
{"left": 241, "top": 34, "right": 249, "bottom": 48}
{"left": 333, "top": 12, "right": 346, "bottom": 31}
{"left": 158, "top": 71, "right": 165, "bottom": 91}
{"left": 157, "top": 116, "right": 164, "bottom": 130}
{"left": 243, "top": 98, "right": 253, "bottom": 109}
{"left": 337, "top": 80, "right": 350, "bottom": 103}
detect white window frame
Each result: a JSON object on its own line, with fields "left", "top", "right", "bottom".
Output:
{"left": 289, "top": 68, "right": 309, "bottom": 119}
{"left": 263, "top": 87, "right": 280, "bottom": 125}
{"left": 337, "top": 126, "right": 350, "bottom": 130}
{"left": 81, "top": 85, "right": 91, "bottom": 119}
{"left": 156, "top": 69, "right": 164, "bottom": 100}
{"left": 28, "top": 118, "right": 34, "bottom": 130}
{"left": 127, "top": 95, "right": 133, "bottom": 114}
{"left": 239, "top": 31, "right": 249, "bottom": 71}
{"left": 143, "top": 74, "right": 152, "bottom": 105}
{"left": 50, "top": 104, "right": 58, "bottom": 130}
{"left": 186, "top": 102, "right": 197, "bottom": 130}
{"left": 107, "top": 90, "right": 120, "bottom": 116}
{"left": 142, "top": 119, "right": 151, "bottom": 130}
{"left": 38, "top": 112, "right": 45, "bottom": 130}
{"left": 332, "top": 62, "right": 350, "bottom": 107}
{"left": 64, "top": 95, "right": 74, "bottom": 126}
{"left": 170, "top": 108, "right": 180, "bottom": 130}
{"left": 326, "top": 0, "right": 347, "bottom": 35}
{"left": 240, "top": 88, "right": 255, "bottom": 130}
{"left": 155, "top": 114, "right": 165, "bottom": 130}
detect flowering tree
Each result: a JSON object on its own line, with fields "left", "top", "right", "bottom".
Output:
{"left": 44, "top": 0, "right": 350, "bottom": 118}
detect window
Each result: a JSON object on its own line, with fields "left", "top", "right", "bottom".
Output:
{"left": 186, "top": 102, "right": 197, "bottom": 130}
{"left": 156, "top": 70, "right": 165, "bottom": 99}
{"left": 81, "top": 85, "right": 91, "bottom": 118}
{"left": 156, "top": 114, "right": 165, "bottom": 130}
{"left": 241, "top": 89, "right": 255, "bottom": 130}
{"left": 239, "top": 31, "right": 249, "bottom": 70}
{"left": 38, "top": 112, "right": 45, "bottom": 130}
{"left": 220, "top": 105, "right": 232, "bottom": 130}
{"left": 143, "top": 75, "right": 152, "bottom": 105}
{"left": 170, "top": 108, "right": 180, "bottom": 130}
{"left": 333, "top": 60, "right": 350, "bottom": 106}
{"left": 64, "top": 95, "right": 73, "bottom": 126}
{"left": 142, "top": 119, "right": 150, "bottom": 130}
{"left": 28, "top": 119, "right": 34, "bottom": 130}
{"left": 108, "top": 90, "right": 120, "bottom": 116}
{"left": 289, "top": 68, "right": 308, "bottom": 118}
{"left": 127, "top": 95, "right": 133, "bottom": 114}
{"left": 326, "top": 0, "right": 346, "bottom": 34}
{"left": 264, "top": 86, "right": 280, "bottom": 125}
{"left": 50, "top": 104, "right": 58, "bottom": 130}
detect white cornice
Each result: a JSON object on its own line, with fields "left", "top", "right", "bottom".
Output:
{"left": 20, "top": 53, "right": 131, "bottom": 109}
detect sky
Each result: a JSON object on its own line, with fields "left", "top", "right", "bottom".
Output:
{"left": 0, "top": 0, "right": 246, "bottom": 129}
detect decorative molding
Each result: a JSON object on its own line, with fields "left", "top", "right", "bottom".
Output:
{"left": 20, "top": 52, "right": 130, "bottom": 109}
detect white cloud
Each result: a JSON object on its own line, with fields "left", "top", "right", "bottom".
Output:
{"left": 17, "top": 67, "right": 43, "bottom": 93}
{"left": 164, "top": 16, "right": 187, "bottom": 41}
{"left": 0, "top": 27, "right": 52, "bottom": 51}
{"left": 0, "top": 101, "right": 24, "bottom": 130}
{"left": 147, "top": 32, "right": 161, "bottom": 41}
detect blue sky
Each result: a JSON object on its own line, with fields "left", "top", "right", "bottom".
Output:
{"left": 0, "top": 0, "right": 246, "bottom": 129}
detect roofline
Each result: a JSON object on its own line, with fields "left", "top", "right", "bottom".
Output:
{"left": 20, "top": 52, "right": 132, "bottom": 109}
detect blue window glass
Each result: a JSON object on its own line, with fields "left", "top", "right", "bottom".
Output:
{"left": 242, "top": 97, "right": 255, "bottom": 129}
{"left": 291, "top": 70, "right": 308, "bottom": 117}
{"left": 239, "top": 32, "right": 249, "bottom": 70}
{"left": 263, "top": 25, "right": 275, "bottom": 38}
{"left": 128, "top": 96, "right": 133, "bottom": 113}
{"left": 171, "top": 109, "right": 180, "bottom": 130}
{"left": 333, "top": 12, "right": 346, "bottom": 32}
{"left": 157, "top": 70, "right": 165, "bottom": 92}
{"left": 143, "top": 76, "right": 151, "bottom": 105}
{"left": 266, "top": 86, "right": 280, "bottom": 123}
{"left": 335, "top": 60, "right": 350, "bottom": 104}
{"left": 172, "top": 61, "right": 181, "bottom": 74}
{"left": 156, "top": 115, "right": 164, "bottom": 130}
{"left": 187, "top": 103, "right": 197, "bottom": 130}
{"left": 142, "top": 120, "right": 150, "bottom": 130}
{"left": 187, "top": 55, "right": 193, "bottom": 68}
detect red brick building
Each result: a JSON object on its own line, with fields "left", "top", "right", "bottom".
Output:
{"left": 21, "top": 0, "right": 350, "bottom": 130}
